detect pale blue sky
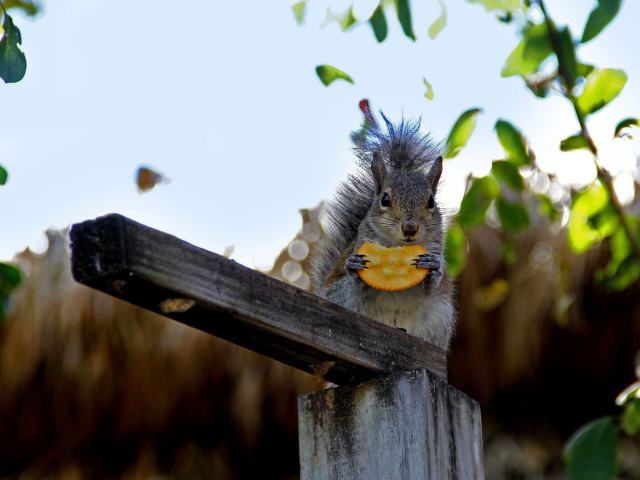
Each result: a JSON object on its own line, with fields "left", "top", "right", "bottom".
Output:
{"left": 1, "top": 0, "right": 639, "bottom": 269}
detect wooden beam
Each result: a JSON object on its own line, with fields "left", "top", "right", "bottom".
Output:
{"left": 299, "top": 368, "right": 483, "bottom": 479}
{"left": 70, "top": 214, "right": 447, "bottom": 385}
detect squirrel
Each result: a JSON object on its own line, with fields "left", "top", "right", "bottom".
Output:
{"left": 309, "top": 112, "right": 455, "bottom": 351}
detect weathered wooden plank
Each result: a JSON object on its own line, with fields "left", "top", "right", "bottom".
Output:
{"left": 69, "top": 214, "right": 447, "bottom": 385}
{"left": 298, "top": 367, "right": 483, "bottom": 479}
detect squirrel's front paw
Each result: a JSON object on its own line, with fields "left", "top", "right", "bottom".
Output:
{"left": 412, "top": 253, "right": 441, "bottom": 271}
{"left": 345, "top": 254, "right": 369, "bottom": 278}
{"left": 413, "top": 253, "right": 442, "bottom": 288}
{"left": 412, "top": 253, "right": 443, "bottom": 282}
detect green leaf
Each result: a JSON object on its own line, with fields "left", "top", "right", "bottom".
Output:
{"left": 291, "top": 1, "right": 306, "bottom": 25}
{"left": 0, "top": 262, "right": 22, "bottom": 323}
{"left": 369, "top": 4, "right": 388, "bottom": 43}
{"left": 315, "top": 65, "right": 354, "bottom": 87}
{"left": 423, "top": 77, "right": 433, "bottom": 100}
{"left": 466, "top": 0, "right": 522, "bottom": 13}
{"left": 428, "top": 0, "right": 447, "bottom": 40}
{"left": 495, "top": 120, "right": 530, "bottom": 166}
{"left": 458, "top": 176, "right": 499, "bottom": 229}
{"left": 577, "top": 62, "right": 596, "bottom": 79}
{"left": 395, "top": 0, "right": 416, "bottom": 41}
{"left": 497, "top": 12, "right": 513, "bottom": 23}
{"left": 0, "top": 262, "right": 21, "bottom": 288}
{"left": 555, "top": 26, "right": 578, "bottom": 89}
{"left": 501, "top": 40, "right": 528, "bottom": 79}
{"left": 616, "top": 381, "right": 640, "bottom": 406}
{"left": 0, "top": 164, "right": 7, "bottom": 185}
{"left": 0, "top": 292, "right": 7, "bottom": 323}
{"left": 597, "top": 223, "right": 640, "bottom": 291}
{"left": 501, "top": 239, "right": 517, "bottom": 264}
{"left": 537, "top": 194, "right": 559, "bottom": 223}
{"left": 444, "top": 108, "right": 482, "bottom": 159}
{"left": 560, "top": 133, "right": 589, "bottom": 151}
{"left": 581, "top": 0, "right": 621, "bottom": 44}
{"left": 568, "top": 184, "right": 609, "bottom": 254}
{"left": 622, "top": 399, "right": 640, "bottom": 436}
{"left": 324, "top": 6, "right": 357, "bottom": 31}
{"left": 576, "top": 69, "right": 627, "bottom": 117}
{"left": 606, "top": 257, "right": 640, "bottom": 291}
{"left": 502, "top": 22, "right": 553, "bottom": 79}
{"left": 0, "top": 13, "right": 27, "bottom": 84}
{"left": 563, "top": 417, "right": 619, "bottom": 480}
{"left": 342, "top": 6, "right": 357, "bottom": 31}
{"left": 589, "top": 202, "right": 618, "bottom": 239}
{"left": 2, "top": 0, "right": 38, "bottom": 16}
{"left": 491, "top": 160, "right": 524, "bottom": 191}
{"left": 496, "top": 196, "right": 529, "bottom": 232}
{"left": 475, "top": 278, "right": 510, "bottom": 311}
{"left": 614, "top": 118, "right": 640, "bottom": 138}
{"left": 339, "top": 6, "right": 357, "bottom": 31}
{"left": 444, "top": 222, "right": 467, "bottom": 278}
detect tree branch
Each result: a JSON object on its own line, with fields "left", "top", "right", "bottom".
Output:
{"left": 537, "top": 0, "right": 640, "bottom": 262}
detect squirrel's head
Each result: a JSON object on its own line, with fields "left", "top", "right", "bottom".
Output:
{"left": 369, "top": 151, "right": 443, "bottom": 246}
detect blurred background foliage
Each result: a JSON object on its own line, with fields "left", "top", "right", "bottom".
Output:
{"left": 1, "top": 0, "right": 640, "bottom": 478}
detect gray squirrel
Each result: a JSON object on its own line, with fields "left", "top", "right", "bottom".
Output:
{"left": 309, "top": 113, "right": 455, "bottom": 351}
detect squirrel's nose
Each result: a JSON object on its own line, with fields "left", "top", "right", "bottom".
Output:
{"left": 402, "top": 220, "right": 419, "bottom": 237}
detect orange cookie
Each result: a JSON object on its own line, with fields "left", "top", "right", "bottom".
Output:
{"left": 356, "top": 242, "right": 428, "bottom": 292}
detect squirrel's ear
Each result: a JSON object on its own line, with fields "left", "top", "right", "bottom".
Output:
{"left": 426, "top": 156, "right": 443, "bottom": 194}
{"left": 371, "top": 151, "right": 388, "bottom": 195}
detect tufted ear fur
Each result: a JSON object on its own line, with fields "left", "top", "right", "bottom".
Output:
{"left": 426, "top": 156, "right": 443, "bottom": 195}
{"left": 371, "top": 151, "right": 388, "bottom": 195}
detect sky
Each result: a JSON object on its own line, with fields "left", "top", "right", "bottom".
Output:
{"left": 1, "top": 0, "right": 639, "bottom": 270}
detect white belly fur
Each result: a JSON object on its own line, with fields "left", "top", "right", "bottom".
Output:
{"left": 324, "top": 277, "right": 454, "bottom": 350}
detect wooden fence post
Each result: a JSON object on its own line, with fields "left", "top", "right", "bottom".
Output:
{"left": 69, "top": 214, "right": 484, "bottom": 479}
{"left": 299, "top": 368, "right": 483, "bottom": 479}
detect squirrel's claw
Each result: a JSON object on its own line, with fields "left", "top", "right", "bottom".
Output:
{"left": 412, "top": 253, "right": 441, "bottom": 271}
{"left": 345, "top": 254, "right": 369, "bottom": 278}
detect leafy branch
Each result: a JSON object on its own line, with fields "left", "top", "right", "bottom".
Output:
{"left": 537, "top": 0, "right": 640, "bottom": 263}
{"left": 0, "top": 0, "right": 38, "bottom": 185}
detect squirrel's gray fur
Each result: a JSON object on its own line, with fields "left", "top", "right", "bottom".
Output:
{"left": 309, "top": 113, "right": 455, "bottom": 350}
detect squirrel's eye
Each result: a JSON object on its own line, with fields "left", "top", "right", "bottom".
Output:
{"left": 381, "top": 193, "right": 391, "bottom": 208}
{"left": 427, "top": 195, "right": 435, "bottom": 209}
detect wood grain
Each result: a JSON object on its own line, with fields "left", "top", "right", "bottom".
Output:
{"left": 70, "top": 214, "right": 447, "bottom": 385}
{"left": 298, "top": 367, "right": 484, "bottom": 479}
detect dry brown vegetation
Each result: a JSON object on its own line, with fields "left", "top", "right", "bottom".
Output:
{"left": 454, "top": 218, "right": 640, "bottom": 479}
{"left": 0, "top": 231, "right": 321, "bottom": 479}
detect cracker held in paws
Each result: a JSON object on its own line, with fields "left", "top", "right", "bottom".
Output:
{"left": 356, "top": 242, "right": 428, "bottom": 292}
